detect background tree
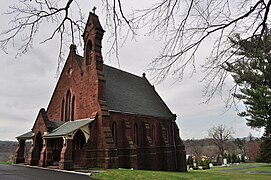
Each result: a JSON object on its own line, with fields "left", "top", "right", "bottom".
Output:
{"left": 0, "top": 0, "right": 135, "bottom": 69}
{"left": 224, "top": 30, "right": 271, "bottom": 163}
{"left": 231, "top": 153, "right": 237, "bottom": 163}
{"left": 248, "top": 133, "right": 254, "bottom": 142}
{"left": 241, "top": 154, "right": 245, "bottom": 163}
{"left": 187, "top": 155, "right": 193, "bottom": 167}
{"left": 247, "top": 139, "right": 260, "bottom": 161}
{"left": 234, "top": 138, "right": 247, "bottom": 155}
{"left": 188, "top": 139, "right": 204, "bottom": 164}
{"left": 227, "top": 153, "right": 232, "bottom": 164}
{"left": 258, "top": 138, "right": 271, "bottom": 162}
{"left": 208, "top": 124, "right": 234, "bottom": 163}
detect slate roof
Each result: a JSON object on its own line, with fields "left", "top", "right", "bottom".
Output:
{"left": 16, "top": 131, "right": 33, "bottom": 140}
{"left": 46, "top": 121, "right": 65, "bottom": 131}
{"left": 103, "top": 65, "right": 174, "bottom": 119}
{"left": 44, "top": 118, "right": 94, "bottom": 138}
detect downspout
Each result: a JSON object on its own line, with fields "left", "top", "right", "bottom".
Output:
{"left": 172, "top": 114, "right": 178, "bottom": 171}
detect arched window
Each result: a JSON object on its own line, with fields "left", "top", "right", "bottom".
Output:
{"left": 61, "top": 98, "right": 65, "bottom": 121}
{"left": 112, "top": 122, "right": 117, "bottom": 145}
{"left": 85, "top": 40, "right": 92, "bottom": 66}
{"left": 65, "top": 90, "right": 71, "bottom": 121}
{"left": 151, "top": 124, "right": 156, "bottom": 144}
{"left": 166, "top": 126, "right": 171, "bottom": 144}
{"left": 71, "top": 95, "right": 75, "bottom": 121}
{"left": 133, "top": 123, "right": 138, "bottom": 145}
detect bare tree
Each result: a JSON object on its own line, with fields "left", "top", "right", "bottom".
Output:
{"left": 188, "top": 139, "right": 204, "bottom": 163}
{"left": 129, "top": 0, "right": 271, "bottom": 105}
{"left": 0, "top": 0, "right": 134, "bottom": 71}
{"left": 1, "top": 0, "right": 271, "bottom": 97}
{"left": 208, "top": 124, "right": 234, "bottom": 161}
{"left": 234, "top": 137, "right": 247, "bottom": 155}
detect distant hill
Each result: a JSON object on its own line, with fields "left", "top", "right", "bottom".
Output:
{"left": 0, "top": 141, "right": 18, "bottom": 162}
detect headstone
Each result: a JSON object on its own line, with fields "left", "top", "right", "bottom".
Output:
{"left": 223, "top": 158, "right": 227, "bottom": 165}
{"left": 193, "top": 162, "right": 197, "bottom": 167}
{"left": 209, "top": 163, "right": 213, "bottom": 168}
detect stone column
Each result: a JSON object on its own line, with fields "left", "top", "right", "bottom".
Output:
{"left": 14, "top": 139, "right": 25, "bottom": 164}
{"left": 45, "top": 139, "right": 53, "bottom": 167}
{"left": 59, "top": 138, "right": 73, "bottom": 170}
{"left": 39, "top": 139, "right": 46, "bottom": 167}
{"left": 28, "top": 134, "right": 43, "bottom": 166}
{"left": 39, "top": 139, "right": 53, "bottom": 167}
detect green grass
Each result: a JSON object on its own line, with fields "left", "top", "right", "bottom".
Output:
{"left": 0, "top": 161, "right": 13, "bottom": 165}
{"left": 237, "top": 164, "right": 271, "bottom": 173}
{"left": 92, "top": 163, "right": 271, "bottom": 180}
{"left": 210, "top": 163, "right": 267, "bottom": 171}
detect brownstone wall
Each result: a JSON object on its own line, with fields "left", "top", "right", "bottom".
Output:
{"left": 108, "top": 111, "right": 186, "bottom": 171}
{"left": 46, "top": 48, "right": 101, "bottom": 122}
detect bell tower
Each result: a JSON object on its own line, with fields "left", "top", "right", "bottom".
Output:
{"left": 82, "top": 10, "right": 118, "bottom": 169}
{"left": 82, "top": 10, "right": 105, "bottom": 70}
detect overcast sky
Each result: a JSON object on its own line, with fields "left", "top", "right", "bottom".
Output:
{"left": 0, "top": 1, "right": 263, "bottom": 141}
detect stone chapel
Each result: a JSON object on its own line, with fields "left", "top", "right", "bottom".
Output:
{"left": 14, "top": 12, "right": 186, "bottom": 172}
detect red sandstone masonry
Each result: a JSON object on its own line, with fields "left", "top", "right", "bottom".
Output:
{"left": 15, "top": 12, "right": 186, "bottom": 172}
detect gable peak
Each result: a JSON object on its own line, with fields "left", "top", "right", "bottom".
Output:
{"left": 83, "top": 11, "right": 105, "bottom": 41}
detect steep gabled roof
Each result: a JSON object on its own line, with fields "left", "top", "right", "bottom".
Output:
{"left": 64, "top": 54, "right": 174, "bottom": 119}
{"left": 104, "top": 65, "right": 174, "bottom": 119}
{"left": 32, "top": 108, "right": 49, "bottom": 131}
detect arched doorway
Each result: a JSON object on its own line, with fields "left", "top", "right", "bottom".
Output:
{"left": 72, "top": 130, "right": 86, "bottom": 165}
{"left": 33, "top": 131, "right": 43, "bottom": 165}
{"left": 52, "top": 138, "right": 63, "bottom": 164}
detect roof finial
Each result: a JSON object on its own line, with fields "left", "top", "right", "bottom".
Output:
{"left": 142, "top": 73, "right": 146, "bottom": 77}
{"left": 70, "top": 44, "right": 76, "bottom": 52}
{"left": 92, "top": 6, "right": 97, "bottom": 14}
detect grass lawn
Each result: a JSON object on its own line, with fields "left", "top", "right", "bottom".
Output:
{"left": 92, "top": 163, "right": 271, "bottom": 180}
{"left": 210, "top": 163, "right": 267, "bottom": 171}
{"left": 0, "top": 161, "right": 13, "bottom": 165}
{"left": 237, "top": 164, "right": 271, "bottom": 173}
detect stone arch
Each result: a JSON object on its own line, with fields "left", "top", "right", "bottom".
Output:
{"left": 166, "top": 125, "right": 171, "bottom": 144}
{"left": 29, "top": 131, "right": 43, "bottom": 165}
{"left": 151, "top": 124, "right": 156, "bottom": 145}
{"left": 35, "top": 132, "right": 43, "bottom": 157}
{"left": 112, "top": 121, "right": 117, "bottom": 145}
{"left": 133, "top": 123, "right": 139, "bottom": 145}
{"left": 65, "top": 89, "right": 71, "bottom": 121}
{"left": 72, "top": 129, "right": 86, "bottom": 165}
{"left": 61, "top": 98, "right": 65, "bottom": 121}
{"left": 85, "top": 40, "right": 92, "bottom": 66}
{"left": 71, "top": 95, "right": 75, "bottom": 121}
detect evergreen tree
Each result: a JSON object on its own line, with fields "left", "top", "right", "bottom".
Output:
{"left": 225, "top": 30, "right": 271, "bottom": 163}
{"left": 258, "top": 137, "right": 271, "bottom": 162}
{"left": 187, "top": 155, "right": 194, "bottom": 166}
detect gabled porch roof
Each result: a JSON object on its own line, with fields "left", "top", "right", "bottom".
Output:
{"left": 16, "top": 131, "right": 33, "bottom": 140}
{"left": 43, "top": 118, "right": 94, "bottom": 138}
